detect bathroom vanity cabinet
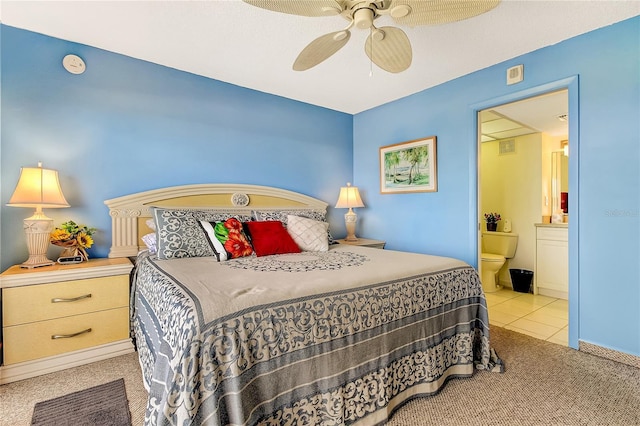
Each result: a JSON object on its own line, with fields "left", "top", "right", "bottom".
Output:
{"left": 534, "top": 224, "right": 568, "bottom": 299}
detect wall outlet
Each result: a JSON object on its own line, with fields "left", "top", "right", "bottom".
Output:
{"left": 503, "top": 219, "right": 512, "bottom": 232}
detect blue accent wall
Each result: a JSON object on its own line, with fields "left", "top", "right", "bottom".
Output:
{"left": 0, "top": 25, "right": 353, "bottom": 270}
{"left": 354, "top": 17, "right": 639, "bottom": 356}
{"left": 1, "top": 17, "right": 638, "bottom": 358}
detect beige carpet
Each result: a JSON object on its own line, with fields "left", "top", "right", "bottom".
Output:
{"left": 388, "top": 327, "right": 640, "bottom": 425}
{"left": 1, "top": 327, "right": 638, "bottom": 425}
{"left": 0, "top": 353, "right": 147, "bottom": 426}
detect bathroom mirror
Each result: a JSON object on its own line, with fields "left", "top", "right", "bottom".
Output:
{"left": 551, "top": 150, "right": 569, "bottom": 214}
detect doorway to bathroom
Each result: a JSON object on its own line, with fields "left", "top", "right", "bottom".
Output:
{"left": 477, "top": 88, "right": 570, "bottom": 346}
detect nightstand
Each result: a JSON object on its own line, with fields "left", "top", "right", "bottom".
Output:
{"left": 0, "top": 257, "right": 134, "bottom": 384}
{"left": 336, "top": 238, "right": 386, "bottom": 249}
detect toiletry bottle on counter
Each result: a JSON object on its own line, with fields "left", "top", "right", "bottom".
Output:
{"left": 551, "top": 210, "right": 564, "bottom": 224}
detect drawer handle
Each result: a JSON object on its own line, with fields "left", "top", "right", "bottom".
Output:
{"left": 51, "top": 328, "right": 92, "bottom": 340}
{"left": 51, "top": 294, "right": 92, "bottom": 303}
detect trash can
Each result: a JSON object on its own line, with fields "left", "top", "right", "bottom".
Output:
{"left": 510, "top": 269, "right": 533, "bottom": 293}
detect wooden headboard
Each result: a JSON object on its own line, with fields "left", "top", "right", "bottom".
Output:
{"left": 104, "top": 183, "right": 328, "bottom": 258}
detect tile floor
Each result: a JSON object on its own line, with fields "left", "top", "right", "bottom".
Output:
{"left": 485, "top": 288, "right": 569, "bottom": 346}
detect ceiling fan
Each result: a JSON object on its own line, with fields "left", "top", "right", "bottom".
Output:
{"left": 242, "top": 0, "right": 501, "bottom": 73}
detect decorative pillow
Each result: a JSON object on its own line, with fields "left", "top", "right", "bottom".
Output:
{"left": 141, "top": 232, "right": 157, "bottom": 254}
{"left": 190, "top": 210, "right": 253, "bottom": 223}
{"left": 153, "top": 208, "right": 253, "bottom": 260}
{"left": 145, "top": 218, "right": 156, "bottom": 231}
{"left": 286, "top": 215, "right": 329, "bottom": 252}
{"left": 199, "top": 218, "right": 253, "bottom": 261}
{"left": 252, "top": 209, "right": 336, "bottom": 244}
{"left": 244, "top": 221, "right": 301, "bottom": 257}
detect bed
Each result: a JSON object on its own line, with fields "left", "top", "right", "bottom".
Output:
{"left": 104, "top": 184, "right": 502, "bottom": 426}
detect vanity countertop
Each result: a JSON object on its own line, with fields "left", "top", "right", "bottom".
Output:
{"left": 535, "top": 223, "right": 568, "bottom": 228}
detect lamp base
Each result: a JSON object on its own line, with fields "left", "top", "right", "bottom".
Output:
{"left": 344, "top": 209, "right": 359, "bottom": 242}
{"left": 20, "top": 255, "right": 55, "bottom": 269}
{"left": 20, "top": 213, "right": 55, "bottom": 269}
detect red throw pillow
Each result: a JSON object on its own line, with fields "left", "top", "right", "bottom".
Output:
{"left": 244, "top": 221, "right": 301, "bottom": 257}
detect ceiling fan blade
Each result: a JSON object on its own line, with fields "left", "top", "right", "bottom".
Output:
{"left": 293, "top": 30, "right": 351, "bottom": 71}
{"left": 387, "top": 0, "right": 500, "bottom": 26}
{"left": 365, "top": 26, "right": 412, "bottom": 73}
{"left": 242, "top": 0, "right": 343, "bottom": 17}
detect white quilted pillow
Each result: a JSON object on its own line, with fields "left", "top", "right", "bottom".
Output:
{"left": 286, "top": 215, "right": 329, "bottom": 252}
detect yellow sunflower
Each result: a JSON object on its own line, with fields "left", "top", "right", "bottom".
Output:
{"left": 51, "top": 229, "right": 72, "bottom": 242}
{"left": 76, "top": 232, "right": 94, "bottom": 249}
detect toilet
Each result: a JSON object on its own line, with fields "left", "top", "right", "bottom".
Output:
{"left": 481, "top": 231, "right": 518, "bottom": 293}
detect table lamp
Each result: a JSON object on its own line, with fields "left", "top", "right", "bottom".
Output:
{"left": 335, "top": 182, "right": 364, "bottom": 241}
{"left": 7, "top": 162, "right": 70, "bottom": 268}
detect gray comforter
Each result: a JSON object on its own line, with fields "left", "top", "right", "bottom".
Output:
{"left": 131, "top": 245, "right": 501, "bottom": 425}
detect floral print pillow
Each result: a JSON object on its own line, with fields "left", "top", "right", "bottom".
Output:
{"left": 200, "top": 218, "right": 253, "bottom": 261}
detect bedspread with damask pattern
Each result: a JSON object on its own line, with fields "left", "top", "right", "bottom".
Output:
{"left": 131, "top": 245, "right": 502, "bottom": 426}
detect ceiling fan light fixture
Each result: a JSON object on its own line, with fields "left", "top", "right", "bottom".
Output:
{"left": 242, "top": 0, "right": 501, "bottom": 72}
{"left": 353, "top": 7, "right": 375, "bottom": 29}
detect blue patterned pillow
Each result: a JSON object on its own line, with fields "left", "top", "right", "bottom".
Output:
{"left": 252, "top": 209, "right": 335, "bottom": 244}
{"left": 153, "top": 208, "right": 253, "bottom": 260}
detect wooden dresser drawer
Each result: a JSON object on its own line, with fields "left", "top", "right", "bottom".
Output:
{"left": 2, "top": 275, "right": 129, "bottom": 326}
{"left": 2, "top": 307, "right": 129, "bottom": 365}
{"left": 0, "top": 258, "right": 134, "bottom": 383}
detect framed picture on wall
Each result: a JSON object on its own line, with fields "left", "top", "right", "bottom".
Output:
{"left": 380, "top": 136, "right": 437, "bottom": 194}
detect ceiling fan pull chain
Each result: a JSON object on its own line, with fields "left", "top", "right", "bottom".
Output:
{"left": 369, "top": 27, "right": 374, "bottom": 77}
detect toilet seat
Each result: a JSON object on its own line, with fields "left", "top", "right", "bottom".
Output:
{"left": 481, "top": 253, "right": 505, "bottom": 262}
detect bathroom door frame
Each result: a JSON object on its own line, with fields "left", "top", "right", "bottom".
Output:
{"left": 470, "top": 76, "right": 580, "bottom": 349}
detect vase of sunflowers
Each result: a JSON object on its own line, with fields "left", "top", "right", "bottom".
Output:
{"left": 50, "top": 221, "right": 96, "bottom": 262}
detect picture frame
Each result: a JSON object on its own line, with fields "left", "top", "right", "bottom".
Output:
{"left": 380, "top": 136, "right": 437, "bottom": 194}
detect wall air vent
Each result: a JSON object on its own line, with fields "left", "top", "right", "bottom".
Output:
{"left": 499, "top": 139, "right": 516, "bottom": 155}
{"left": 506, "top": 65, "right": 524, "bottom": 85}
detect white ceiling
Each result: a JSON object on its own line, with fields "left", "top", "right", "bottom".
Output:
{"left": 481, "top": 89, "right": 568, "bottom": 141}
{"left": 1, "top": 1, "right": 638, "bottom": 116}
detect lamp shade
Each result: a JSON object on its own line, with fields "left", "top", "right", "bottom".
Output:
{"left": 7, "top": 163, "right": 70, "bottom": 208}
{"left": 334, "top": 183, "right": 364, "bottom": 209}
{"left": 7, "top": 163, "right": 70, "bottom": 268}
